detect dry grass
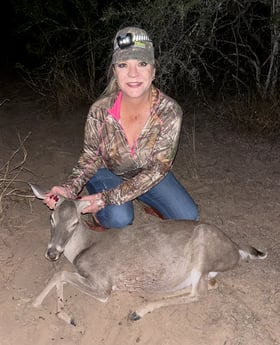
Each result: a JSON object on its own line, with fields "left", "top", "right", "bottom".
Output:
{"left": 179, "top": 113, "right": 199, "bottom": 180}
{"left": 0, "top": 132, "right": 32, "bottom": 220}
{"left": 16, "top": 54, "right": 96, "bottom": 112}
{"left": 219, "top": 94, "right": 280, "bottom": 139}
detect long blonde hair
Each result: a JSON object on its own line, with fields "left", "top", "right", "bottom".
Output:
{"left": 100, "top": 62, "right": 119, "bottom": 98}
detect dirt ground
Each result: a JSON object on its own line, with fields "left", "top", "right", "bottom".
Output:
{"left": 0, "top": 81, "right": 279, "bottom": 345}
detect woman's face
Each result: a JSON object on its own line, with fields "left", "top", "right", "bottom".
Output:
{"left": 113, "top": 59, "right": 155, "bottom": 100}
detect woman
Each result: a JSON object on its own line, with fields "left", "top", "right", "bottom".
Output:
{"left": 44, "top": 26, "right": 199, "bottom": 228}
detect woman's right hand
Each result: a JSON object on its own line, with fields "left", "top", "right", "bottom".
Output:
{"left": 44, "top": 186, "right": 70, "bottom": 209}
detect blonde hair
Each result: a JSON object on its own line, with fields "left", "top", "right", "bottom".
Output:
{"left": 99, "top": 62, "right": 119, "bottom": 98}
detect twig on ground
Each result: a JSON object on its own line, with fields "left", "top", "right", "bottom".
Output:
{"left": 0, "top": 132, "right": 32, "bottom": 219}
{"left": 0, "top": 99, "right": 10, "bottom": 107}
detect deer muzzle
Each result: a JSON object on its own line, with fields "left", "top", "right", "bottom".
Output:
{"left": 45, "top": 247, "right": 63, "bottom": 261}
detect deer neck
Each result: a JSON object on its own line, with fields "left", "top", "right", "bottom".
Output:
{"left": 63, "top": 221, "right": 96, "bottom": 263}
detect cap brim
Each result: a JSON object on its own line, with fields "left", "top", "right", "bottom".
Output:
{"left": 112, "top": 46, "right": 154, "bottom": 64}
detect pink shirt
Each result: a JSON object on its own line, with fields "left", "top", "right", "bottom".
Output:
{"left": 108, "top": 92, "right": 137, "bottom": 155}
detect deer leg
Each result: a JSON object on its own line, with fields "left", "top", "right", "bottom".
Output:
{"left": 33, "top": 270, "right": 110, "bottom": 325}
{"left": 55, "top": 280, "right": 76, "bottom": 325}
{"left": 33, "top": 271, "right": 62, "bottom": 307}
{"left": 130, "top": 269, "right": 206, "bottom": 321}
{"left": 129, "top": 291, "right": 200, "bottom": 321}
{"left": 155, "top": 278, "right": 217, "bottom": 301}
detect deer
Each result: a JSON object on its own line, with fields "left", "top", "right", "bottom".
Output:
{"left": 30, "top": 184, "right": 267, "bottom": 326}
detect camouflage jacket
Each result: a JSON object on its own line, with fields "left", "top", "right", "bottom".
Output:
{"left": 63, "top": 86, "right": 183, "bottom": 205}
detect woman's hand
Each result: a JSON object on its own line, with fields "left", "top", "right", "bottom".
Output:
{"left": 80, "top": 193, "right": 105, "bottom": 214}
{"left": 44, "top": 186, "right": 71, "bottom": 209}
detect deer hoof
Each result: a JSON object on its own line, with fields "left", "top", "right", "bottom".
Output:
{"left": 129, "top": 311, "right": 141, "bottom": 321}
{"left": 70, "top": 318, "right": 77, "bottom": 327}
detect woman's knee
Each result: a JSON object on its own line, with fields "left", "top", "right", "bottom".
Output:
{"left": 97, "top": 204, "right": 134, "bottom": 228}
{"left": 186, "top": 204, "right": 199, "bottom": 221}
{"left": 171, "top": 198, "right": 199, "bottom": 221}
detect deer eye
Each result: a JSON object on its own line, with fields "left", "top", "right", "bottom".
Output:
{"left": 68, "top": 221, "right": 78, "bottom": 231}
{"left": 72, "top": 221, "right": 78, "bottom": 228}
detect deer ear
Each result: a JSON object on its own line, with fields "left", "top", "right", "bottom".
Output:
{"left": 29, "top": 183, "right": 47, "bottom": 200}
{"left": 55, "top": 195, "right": 66, "bottom": 208}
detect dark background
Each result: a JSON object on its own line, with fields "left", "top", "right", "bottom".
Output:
{"left": 1, "top": 1, "right": 17, "bottom": 70}
{"left": 0, "top": 0, "right": 279, "bottom": 137}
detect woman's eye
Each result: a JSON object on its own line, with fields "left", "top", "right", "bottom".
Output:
{"left": 117, "top": 63, "right": 127, "bottom": 68}
{"left": 139, "top": 61, "right": 148, "bottom": 67}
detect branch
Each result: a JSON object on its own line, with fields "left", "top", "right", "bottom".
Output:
{"left": 0, "top": 132, "right": 32, "bottom": 219}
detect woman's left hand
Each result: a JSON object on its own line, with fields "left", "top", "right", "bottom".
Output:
{"left": 80, "top": 193, "right": 105, "bottom": 214}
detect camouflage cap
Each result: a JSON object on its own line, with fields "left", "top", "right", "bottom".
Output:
{"left": 112, "top": 27, "right": 155, "bottom": 65}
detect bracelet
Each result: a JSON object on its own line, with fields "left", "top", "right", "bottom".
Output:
{"left": 95, "top": 193, "right": 105, "bottom": 210}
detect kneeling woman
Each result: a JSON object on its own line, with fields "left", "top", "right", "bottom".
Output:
{"left": 44, "top": 26, "right": 199, "bottom": 228}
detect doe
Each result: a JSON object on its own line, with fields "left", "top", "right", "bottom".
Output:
{"left": 30, "top": 184, "right": 267, "bottom": 326}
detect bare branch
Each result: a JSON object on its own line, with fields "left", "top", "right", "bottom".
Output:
{"left": 0, "top": 132, "right": 32, "bottom": 220}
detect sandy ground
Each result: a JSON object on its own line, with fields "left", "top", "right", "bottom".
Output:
{"left": 0, "top": 82, "right": 279, "bottom": 345}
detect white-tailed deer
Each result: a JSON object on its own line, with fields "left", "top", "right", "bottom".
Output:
{"left": 30, "top": 184, "right": 267, "bottom": 326}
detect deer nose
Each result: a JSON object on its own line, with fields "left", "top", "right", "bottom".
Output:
{"left": 45, "top": 247, "right": 61, "bottom": 261}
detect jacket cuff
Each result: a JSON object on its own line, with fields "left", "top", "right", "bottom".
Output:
{"left": 101, "top": 190, "right": 111, "bottom": 205}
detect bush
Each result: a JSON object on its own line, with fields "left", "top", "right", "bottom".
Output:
{"left": 213, "top": 92, "right": 280, "bottom": 139}
{"left": 11, "top": 0, "right": 280, "bottom": 128}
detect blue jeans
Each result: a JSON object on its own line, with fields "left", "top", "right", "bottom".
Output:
{"left": 86, "top": 168, "right": 199, "bottom": 228}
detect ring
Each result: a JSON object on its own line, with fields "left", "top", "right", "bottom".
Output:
{"left": 96, "top": 199, "right": 103, "bottom": 208}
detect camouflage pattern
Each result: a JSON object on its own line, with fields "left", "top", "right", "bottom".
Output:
{"left": 63, "top": 86, "right": 183, "bottom": 205}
